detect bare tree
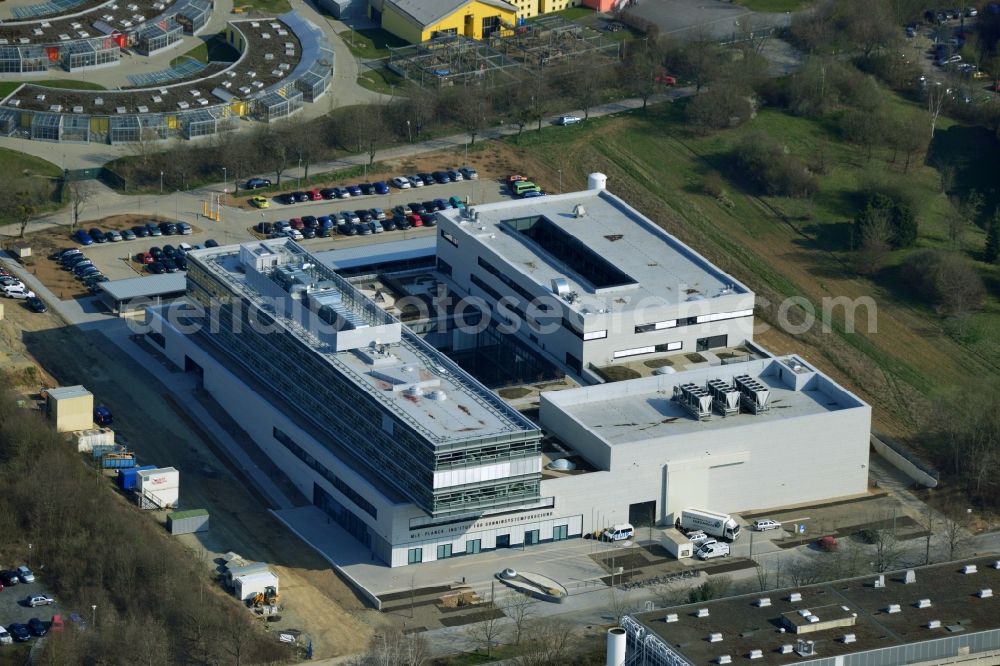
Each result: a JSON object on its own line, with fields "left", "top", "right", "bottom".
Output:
{"left": 861, "top": 512, "right": 904, "bottom": 573}
{"left": 927, "top": 83, "right": 949, "bottom": 140}
{"left": 354, "top": 627, "right": 429, "bottom": 666}
{"left": 606, "top": 583, "right": 633, "bottom": 625}
{"left": 468, "top": 584, "right": 504, "bottom": 658}
{"left": 754, "top": 560, "right": 771, "bottom": 591}
{"left": 220, "top": 613, "right": 255, "bottom": 666}
{"left": 946, "top": 190, "right": 983, "bottom": 249}
{"left": 855, "top": 205, "right": 894, "bottom": 274}
{"left": 621, "top": 43, "right": 657, "bottom": 109}
{"left": 12, "top": 181, "right": 44, "bottom": 238}
{"left": 69, "top": 181, "right": 92, "bottom": 231}
{"left": 511, "top": 619, "right": 574, "bottom": 666}
{"left": 504, "top": 590, "right": 534, "bottom": 646}
{"left": 942, "top": 505, "right": 972, "bottom": 561}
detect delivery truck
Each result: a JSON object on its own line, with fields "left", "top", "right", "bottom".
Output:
{"left": 679, "top": 508, "right": 741, "bottom": 541}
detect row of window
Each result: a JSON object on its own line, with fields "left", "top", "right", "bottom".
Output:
{"left": 613, "top": 341, "right": 683, "bottom": 360}
{"left": 273, "top": 427, "right": 379, "bottom": 518}
{"left": 634, "top": 309, "right": 753, "bottom": 335}
{"left": 406, "top": 524, "right": 569, "bottom": 564}
{"left": 478, "top": 256, "right": 535, "bottom": 303}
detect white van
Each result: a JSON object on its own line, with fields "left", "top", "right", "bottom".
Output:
{"left": 3, "top": 284, "right": 34, "bottom": 299}
{"left": 696, "top": 542, "right": 730, "bottom": 560}
{"left": 602, "top": 523, "right": 635, "bottom": 542}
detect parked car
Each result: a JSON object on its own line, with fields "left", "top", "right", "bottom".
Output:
{"left": 3, "top": 285, "right": 35, "bottom": 299}
{"left": 0, "top": 626, "right": 12, "bottom": 645}
{"left": 393, "top": 214, "right": 412, "bottom": 230}
{"left": 105, "top": 229, "right": 123, "bottom": 242}
{"left": 359, "top": 183, "right": 375, "bottom": 195}
{"left": 449, "top": 196, "right": 466, "bottom": 209}
{"left": 447, "top": 169, "right": 463, "bottom": 182}
{"left": 419, "top": 213, "right": 437, "bottom": 227}
{"left": 459, "top": 166, "right": 478, "bottom": 180}
{"left": 68, "top": 613, "right": 85, "bottom": 632}
{"left": 382, "top": 217, "right": 397, "bottom": 231}
{"left": 27, "top": 618, "right": 46, "bottom": 637}
{"left": 145, "top": 223, "right": 162, "bottom": 237}
{"left": 50, "top": 615, "right": 63, "bottom": 633}
{"left": 121, "top": 229, "right": 136, "bottom": 241}
{"left": 370, "top": 208, "right": 387, "bottom": 220}
{"left": 320, "top": 188, "right": 338, "bottom": 199}
{"left": 373, "top": 181, "right": 390, "bottom": 194}
{"left": 250, "top": 195, "right": 270, "bottom": 209}
{"left": 338, "top": 221, "right": 358, "bottom": 236}
{"left": 245, "top": 177, "right": 272, "bottom": 189}
{"left": 406, "top": 214, "right": 424, "bottom": 227}
{"left": 317, "top": 226, "right": 332, "bottom": 237}
{"left": 8, "top": 624, "right": 29, "bottom": 642}
{"left": 300, "top": 227, "right": 316, "bottom": 239}
{"left": 76, "top": 266, "right": 101, "bottom": 280}
{"left": 557, "top": 115, "right": 582, "bottom": 125}
{"left": 146, "top": 262, "right": 166, "bottom": 274}
{"left": 54, "top": 248, "right": 81, "bottom": 261}
{"left": 696, "top": 542, "right": 730, "bottom": 559}
{"left": 301, "top": 215, "right": 318, "bottom": 228}
{"left": 391, "top": 176, "right": 411, "bottom": 189}
{"left": 422, "top": 200, "right": 440, "bottom": 212}
{"left": 409, "top": 202, "right": 427, "bottom": 215}
{"left": 204, "top": 239, "right": 219, "bottom": 248}
{"left": 753, "top": 519, "right": 782, "bottom": 531}
{"left": 26, "top": 296, "right": 47, "bottom": 313}
{"left": 432, "top": 171, "right": 451, "bottom": 184}
{"left": 26, "top": 595, "right": 54, "bottom": 607}
{"left": 688, "top": 531, "right": 711, "bottom": 545}
{"left": 88, "top": 228, "right": 106, "bottom": 243}
{"left": 93, "top": 405, "right": 113, "bottom": 426}
{"left": 308, "top": 189, "right": 323, "bottom": 201}
{"left": 347, "top": 184, "right": 362, "bottom": 196}
{"left": 816, "top": 535, "right": 839, "bottom": 552}
{"left": 407, "top": 175, "right": 425, "bottom": 188}
{"left": 73, "top": 229, "right": 94, "bottom": 246}
{"left": 318, "top": 215, "right": 334, "bottom": 229}
{"left": 174, "top": 220, "right": 191, "bottom": 235}
{"left": 393, "top": 204, "right": 413, "bottom": 217}
{"left": 333, "top": 186, "right": 351, "bottom": 198}
{"left": 0, "top": 570, "right": 18, "bottom": 585}
{"left": 937, "top": 54, "right": 962, "bottom": 67}
{"left": 417, "top": 172, "right": 435, "bottom": 186}
{"left": 434, "top": 198, "right": 452, "bottom": 210}
{"left": 158, "top": 221, "right": 178, "bottom": 235}
{"left": 294, "top": 191, "right": 310, "bottom": 203}
{"left": 521, "top": 190, "right": 546, "bottom": 198}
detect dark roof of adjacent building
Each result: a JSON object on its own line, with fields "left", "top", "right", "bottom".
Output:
{"left": 627, "top": 557, "right": 1000, "bottom": 666}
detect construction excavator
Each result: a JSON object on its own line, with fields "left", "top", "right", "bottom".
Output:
{"left": 248, "top": 586, "right": 281, "bottom": 619}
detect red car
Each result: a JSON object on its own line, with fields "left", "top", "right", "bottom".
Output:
{"left": 289, "top": 218, "right": 305, "bottom": 230}
{"left": 406, "top": 214, "right": 423, "bottom": 227}
{"left": 655, "top": 74, "right": 677, "bottom": 86}
{"left": 816, "top": 535, "right": 839, "bottom": 552}
{"left": 308, "top": 189, "right": 323, "bottom": 201}
{"left": 136, "top": 252, "right": 154, "bottom": 265}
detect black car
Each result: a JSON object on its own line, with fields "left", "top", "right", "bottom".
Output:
{"left": 174, "top": 255, "right": 188, "bottom": 270}
{"left": 408, "top": 202, "right": 427, "bottom": 215}
{"left": 301, "top": 215, "right": 318, "bottom": 228}
{"left": 25, "top": 296, "right": 48, "bottom": 312}
{"left": 50, "top": 248, "right": 78, "bottom": 261}
{"left": 147, "top": 262, "right": 165, "bottom": 274}
{"left": 422, "top": 200, "right": 440, "bottom": 212}
{"left": 256, "top": 221, "right": 273, "bottom": 234}
{"left": 394, "top": 215, "right": 412, "bottom": 230}
{"left": 300, "top": 227, "right": 316, "bottom": 239}
{"left": 149, "top": 246, "right": 164, "bottom": 259}
{"left": 162, "top": 258, "right": 179, "bottom": 273}
{"left": 339, "top": 222, "right": 358, "bottom": 236}
{"left": 417, "top": 172, "right": 434, "bottom": 186}
{"left": 276, "top": 193, "right": 295, "bottom": 205}
{"left": 293, "top": 191, "right": 310, "bottom": 203}
{"left": 382, "top": 217, "right": 398, "bottom": 232}
{"left": 420, "top": 213, "right": 437, "bottom": 227}
{"left": 205, "top": 239, "right": 219, "bottom": 248}
{"left": 359, "top": 183, "right": 375, "bottom": 195}
{"left": 432, "top": 171, "right": 451, "bottom": 184}
{"left": 27, "top": 618, "right": 47, "bottom": 637}
{"left": 0, "top": 570, "right": 19, "bottom": 586}
{"left": 145, "top": 223, "right": 162, "bottom": 237}
{"left": 89, "top": 228, "right": 106, "bottom": 243}
{"left": 320, "top": 188, "right": 338, "bottom": 199}
{"left": 245, "top": 177, "right": 272, "bottom": 189}
{"left": 355, "top": 209, "right": 373, "bottom": 223}
{"left": 8, "top": 623, "right": 29, "bottom": 642}
{"left": 63, "top": 255, "right": 90, "bottom": 269}
{"left": 131, "top": 225, "right": 150, "bottom": 238}
{"left": 317, "top": 226, "right": 331, "bottom": 238}
{"left": 162, "top": 244, "right": 177, "bottom": 258}
{"left": 158, "top": 221, "right": 177, "bottom": 235}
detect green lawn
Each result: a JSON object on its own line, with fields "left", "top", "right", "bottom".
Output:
{"left": 506, "top": 96, "right": 1000, "bottom": 438}
{"left": 541, "top": 6, "right": 595, "bottom": 20}
{"left": 170, "top": 35, "right": 239, "bottom": 65}
{"left": 339, "top": 28, "right": 409, "bottom": 60}
{"left": 0, "top": 79, "right": 105, "bottom": 98}
{"left": 734, "top": 0, "right": 810, "bottom": 11}
{"left": 232, "top": 0, "right": 291, "bottom": 14}
{"left": 357, "top": 68, "right": 406, "bottom": 95}
{"left": 0, "top": 147, "right": 61, "bottom": 179}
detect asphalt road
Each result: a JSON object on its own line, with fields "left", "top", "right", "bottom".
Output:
{"left": 0, "top": 575, "right": 69, "bottom": 643}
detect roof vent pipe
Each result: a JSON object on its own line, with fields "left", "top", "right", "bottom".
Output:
{"left": 588, "top": 172, "right": 607, "bottom": 191}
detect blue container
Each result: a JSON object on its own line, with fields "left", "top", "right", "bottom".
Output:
{"left": 102, "top": 454, "right": 135, "bottom": 470}
{"left": 118, "top": 464, "right": 156, "bottom": 490}
{"left": 91, "top": 444, "right": 115, "bottom": 459}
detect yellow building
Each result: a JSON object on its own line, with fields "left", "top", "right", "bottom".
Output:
{"left": 46, "top": 385, "right": 94, "bottom": 433}
{"left": 376, "top": 0, "right": 518, "bottom": 43}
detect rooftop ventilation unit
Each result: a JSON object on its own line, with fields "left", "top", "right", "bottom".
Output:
{"left": 717, "top": 657, "right": 731, "bottom": 665}
{"left": 794, "top": 640, "right": 815, "bottom": 657}
{"left": 886, "top": 604, "right": 901, "bottom": 614}
{"left": 778, "top": 645, "right": 793, "bottom": 655}
{"left": 572, "top": 204, "right": 586, "bottom": 218}
{"left": 874, "top": 575, "right": 885, "bottom": 588}
{"left": 552, "top": 277, "right": 570, "bottom": 298}
{"left": 426, "top": 389, "right": 447, "bottom": 401}
{"left": 546, "top": 458, "right": 576, "bottom": 471}
{"left": 963, "top": 565, "right": 978, "bottom": 574}
{"left": 734, "top": 374, "right": 770, "bottom": 414}
{"left": 748, "top": 650, "right": 763, "bottom": 660}
{"left": 916, "top": 599, "right": 932, "bottom": 608}
{"left": 665, "top": 614, "right": 678, "bottom": 623}
{"left": 696, "top": 608, "right": 710, "bottom": 618}
{"left": 707, "top": 378, "right": 740, "bottom": 417}
{"left": 842, "top": 634, "right": 856, "bottom": 644}
{"left": 993, "top": 561, "right": 1000, "bottom": 569}
{"left": 788, "top": 593, "right": 802, "bottom": 603}
{"left": 757, "top": 598, "right": 771, "bottom": 608}
{"left": 928, "top": 620, "right": 942, "bottom": 629}
{"left": 675, "top": 383, "right": 713, "bottom": 421}
{"left": 709, "top": 633, "right": 722, "bottom": 643}
{"left": 979, "top": 588, "right": 993, "bottom": 598}
{"left": 404, "top": 386, "right": 423, "bottom": 398}
{"left": 905, "top": 570, "right": 917, "bottom": 584}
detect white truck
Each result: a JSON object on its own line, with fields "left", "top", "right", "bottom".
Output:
{"left": 679, "top": 508, "right": 741, "bottom": 541}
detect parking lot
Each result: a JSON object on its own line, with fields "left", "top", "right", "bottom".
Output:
{"left": 0, "top": 572, "right": 70, "bottom": 644}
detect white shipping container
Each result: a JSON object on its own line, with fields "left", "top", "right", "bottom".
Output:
{"left": 137, "top": 467, "right": 179, "bottom": 492}
{"left": 233, "top": 571, "right": 279, "bottom": 602}
{"left": 74, "top": 427, "right": 114, "bottom": 452}
{"left": 147, "top": 487, "right": 179, "bottom": 509}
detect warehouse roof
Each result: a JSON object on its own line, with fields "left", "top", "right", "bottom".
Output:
{"left": 313, "top": 236, "right": 435, "bottom": 271}
{"left": 543, "top": 356, "right": 866, "bottom": 444}
{"left": 626, "top": 557, "right": 1000, "bottom": 666}
{"left": 99, "top": 272, "right": 187, "bottom": 302}
{"left": 439, "top": 187, "right": 751, "bottom": 316}
{"left": 47, "top": 385, "right": 91, "bottom": 400}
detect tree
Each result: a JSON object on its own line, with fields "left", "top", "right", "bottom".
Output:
{"left": 468, "top": 584, "right": 505, "bottom": 658}
{"left": 355, "top": 628, "right": 429, "bottom": 666}
{"left": 13, "top": 183, "right": 42, "bottom": 238}
{"left": 68, "top": 181, "right": 92, "bottom": 231}
{"left": 947, "top": 190, "right": 984, "bottom": 249}
{"left": 606, "top": 583, "right": 632, "bottom": 625}
{"left": 621, "top": 43, "right": 657, "bottom": 109}
{"left": 901, "top": 249, "right": 986, "bottom": 318}
{"left": 927, "top": 82, "right": 949, "bottom": 140}
{"left": 674, "top": 33, "right": 721, "bottom": 92}
{"left": 687, "top": 86, "right": 755, "bottom": 133}
{"left": 257, "top": 128, "right": 290, "bottom": 186}
{"left": 942, "top": 504, "right": 972, "bottom": 561}
{"left": 569, "top": 62, "right": 608, "bottom": 120}
{"left": 855, "top": 202, "right": 894, "bottom": 274}
{"left": 859, "top": 512, "right": 904, "bottom": 572}
{"left": 504, "top": 590, "right": 534, "bottom": 646}
{"left": 890, "top": 110, "right": 930, "bottom": 173}
{"left": 985, "top": 211, "right": 1000, "bottom": 263}
{"left": 451, "top": 89, "right": 493, "bottom": 146}
{"left": 357, "top": 105, "right": 388, "bottom": 165}
{"left": 511, "top": 619, "right": 574, "bottom": 666}
{"left": 855, "top": 193, "right": 917, "bottom": 249}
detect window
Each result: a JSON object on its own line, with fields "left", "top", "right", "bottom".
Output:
{"left": 408, "top": 547, "right": 423, "bottom": 564}
{"left": 565, "top": 352, "right": 582, "bottom": 373}
{"left": 437, "top": 544, "right": 452, "bottom": 560}
{"left": 655, "top": 341, "right": 683, "bottom": 352}
{"left": 696, "top": 334, "right": 728, "bottom": 352}
{"left": 524, "top": 529, "right": 540, "bottom": 545}
{"left": 437, "top": 258, "right": 452, "bottom": 276}
{"left": 470, "top": 273, "right": 501, "bottom": 301}
{"left": 613, "top": 346, "right": 655, "bottom": 359}
{"left": 635, "top": 320, "right": 677, "bottom": 334}
{"left": 583, "top": 329, "right": 608, "bottom": 341}
{"left": 466, "top": 539, "right": 481, "bottom": 554}
{"left": 553, "top": 524, "right": 568, "bottom": 540}
{"left": 440, "top": 230, "right": 458, "bottom": 247}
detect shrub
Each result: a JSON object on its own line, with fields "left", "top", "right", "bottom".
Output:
{"left": 732, "top": 132, "right": 817, "bottom": 198}
{"left": 900, "top": 249, "right": 986, "bottom": 316}
{"left": 854, "top": 193, "right": 917, "bottom": 249}
{"left": 687, "top": 87, "right": 755, "bottom": 133}
{"left": 703, "top": 171, "right": 727, "bottom": 198}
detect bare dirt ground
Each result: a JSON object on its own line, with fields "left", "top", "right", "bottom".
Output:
{"left": 4, "top": 302, "right": 378, "bottom": 659}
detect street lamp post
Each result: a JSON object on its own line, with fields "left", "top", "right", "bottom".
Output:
{"left": 222, "top": 167, "right": 227, "bottom": 205}
{"left": 406, "top": 119, "right": 412, "bottom": 143}
{"left": 91, "top": 605, "right": 96, "bottom": 629}
{"left": 159, "top": 171, "right": 163, "bottom": 195}
{"left": 558, "top": 169, "right": 562, "bottom": 193}
{"left": 175, "top": 191, "right": 179, "bottom": 221}
{"left": 27, "top": 544, "right": 31, "bottom": 568}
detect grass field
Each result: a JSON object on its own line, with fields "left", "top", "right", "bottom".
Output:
{"left": 339, "top": 28, "right": 409, "bottom": 60}
{"left": 0, "top": 79, "right": 105, "bottom": 98}
{"left": 233, "top": 0, "right": 291, "bottom": 13}
{"left": 358, "top": 67, "right": 406, "bottom": 95}
{"left": 502, "top": 96, "right": 1000, "bottom": 441}
{"left": 734, "top": 0, "right": 810, "bottom": 11}
{"left": 0, "top": 147, "right": 61, "bottom": 179}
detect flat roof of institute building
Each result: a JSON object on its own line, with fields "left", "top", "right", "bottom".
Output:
{"left": 542, "top": 356, "right": 866, "bottom": 444}
{"left": 440, "top": 188, "right": 751, "bottom": 314}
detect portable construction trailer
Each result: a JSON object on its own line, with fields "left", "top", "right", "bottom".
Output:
{"left": 661, "top": 528, "right": 694, "bottom": 559}
{"left": 47, "top": 386, "right": 93, "bottom": 432}
{"left": 233, "top": 570, "right": 279, "bottom": 603}
{"left": 167, "top": 509, "right": 209, "bottom": 535}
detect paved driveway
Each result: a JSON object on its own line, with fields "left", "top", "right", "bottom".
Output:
{"left": 625, "top": 0, "right": 792, "bottom": 40}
